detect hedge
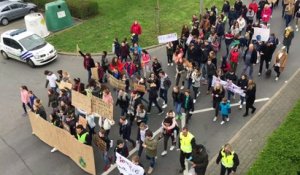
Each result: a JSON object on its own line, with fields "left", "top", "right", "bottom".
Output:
{"left": 24, "top": 0, "right": 98, "bottom": 19}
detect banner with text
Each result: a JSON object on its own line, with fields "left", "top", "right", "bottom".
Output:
{"left": 116, "top": 152, "right": 145, "bottom": 175}
{"left": 158, "top": 33, "right": 178, "bottom": 44}
{"left": 91, "top": 96, "right": 113, "bottom": 120}
{"left": 212, "top": 76, "right": 246, "bottom": 97}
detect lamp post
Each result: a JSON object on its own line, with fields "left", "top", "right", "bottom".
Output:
{"left": 199, "top": 0, "right": 204, "bottom": 15}
{"left": 155, "top": 0, "right": 160, "bottom": 34}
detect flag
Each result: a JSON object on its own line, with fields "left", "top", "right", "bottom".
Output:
{"left": 76, "top": 44, "right": 80, "bottom": 52}
{"left": 20, "top": 51, "right": 33, "bottom": 60}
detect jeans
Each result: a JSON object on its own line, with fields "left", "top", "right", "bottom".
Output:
{"left": 240, "top": 96, "right": 245, "bottom": 105}
{"left": 192, "top": 86, "right": 199, "bottom": 99}
{"left": 167, "top": 54, "right": 173, "bottom": 63}
{"left": 146, "top": 155, "right": 156, "bottom": 168}
{"left": 159, "top": 88, "right": 168, "bottom": 104}
{"left": 207, "top": 75, "right": 213, "bottom": 91}
{"left": 174, "top": 102, "right": 182, "bottom": 116}
{"left": 259, "top": 57, "right": 270, "bottom": 73}
{"left": 242, "top": 64, "right": 254, "bottom": 79}
{"left": 103, "top": 151, "right": 110, "bottom": 166}
{"left": 285, "top": 14, "right": 292, "bottom": 27}
{"left": 222, "top": 114, "right": 229, "bottom": 121}
{"left": 227, "top": 91, "right": 234, "bottom": 101}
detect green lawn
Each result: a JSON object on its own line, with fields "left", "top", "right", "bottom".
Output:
{"left": 47, "top": 0, "right": 226, "bottom": 53}
{"left": 247, "top": 100, "right": 300, "bottom": 175}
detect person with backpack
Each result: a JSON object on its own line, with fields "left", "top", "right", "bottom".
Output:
{"left": 159, "top": 71, "right": 171, "bottom": 109}
{"left": 219, "top": 97, "right": 231, "bottom": 125}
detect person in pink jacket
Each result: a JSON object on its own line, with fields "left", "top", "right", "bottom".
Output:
{"left": 141, "top": 49, "right": 151, "bottom": 78}
{"left": 20, "top": 85, "right": 32, "bottom": 116}
{"left": 261, "top": 4, "right": 272, "bottom": 24}
{"left": 102, "top": 89, "right": 114, "bottom": 105}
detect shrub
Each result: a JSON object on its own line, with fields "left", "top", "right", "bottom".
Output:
{"left": 66, "top": 0, "right": 99, "bottom": 19}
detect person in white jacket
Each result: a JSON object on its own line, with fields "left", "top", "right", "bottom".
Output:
{"left": 86, "top": 114, "right": 96, "bottom": 136}
{"left": 98, "top": 115, "right": 115, "bottom": 137}
{"left": 237, "top": 15, "right": 246, "bottom": 32}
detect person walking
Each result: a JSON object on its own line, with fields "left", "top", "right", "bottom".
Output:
{"left": 147, "top": 83, "right": 164, "bottom": 115}
{"left": 237, "top": 74, "right": 248, "bottom": 109}
{"left": 216, "top": 143, "right": 240, "bottom": 175}
{"left": 44, "top": 70, "right": 58, "bottom": 92}
{"left": 224, "top": 69, "right": 237, "bottom": 102}
{"left": 78, "top": 50, "right": 95, "bottom": 82}
{"left": 273, "top": 46, "right": 288, "bottom": 81}
{"left": 182, "top": 90, "right": 194, "bottom": 124}
{"left": 75, "top": 124, "right": 92, "bottom": 145}
{"left": 179, "top": 126, "right": 196, "bottom": 173}
{"left": 242, "top": 44, "right": 257, "bottom": 79}
{"left": 219, "top": 97, "right": 231, "bottom": 125}
{"left": 160, "top": 110, "right": 178, "bottom": 156}
{"left": 282, "top": 26, "right": 294, "bottom": 53}
{"left": 229, "top": 46, "right": 239, "bottom": 73}
{"left": 172, "top": 86, "right": 185, "bottom": 120}
{"left": 141, "top": 50, "right": 151, "bottom": 78}
{"left": 159, "top": 71, "right": 172, "bottom": 109}
{"left": 190, "top": 144, "right": 209, "bottom": 175}
{"left": 116, "top": 89, "right": 130, "bottom": 116}
{"left": 284, "top": 2, "right": 295, "bottom": 27}
{"left": 137, "top": 122, "right": 149, "bottom": 157}
{"left": 212, "top": 84, "right": 225, "bottom": 122}
{"left": 119, "top": 116, "right": 136, "bottom": 148}
{"left": 243, "top": 80, "right": 256, "bottom": 117}
{"left": 191, "top": 68, "right": 201, "bottom": 103}
{"left": 258, "top": 41, "right": 275, "bottom": 76}
{"left": 142, "top": 130, "right": 158, "bottom": 174}
{"left": 166, "top": 42, "right": 174, "bottom": 66}
{"left": 206, "top": 59, "right": 217, "bottom": 94}
{"left": 20, "top": 85, "right": 32, "bottom": 116}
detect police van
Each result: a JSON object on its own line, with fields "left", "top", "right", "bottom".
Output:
{"left": 0, "top": 29, "right": 57, "bottom": 67}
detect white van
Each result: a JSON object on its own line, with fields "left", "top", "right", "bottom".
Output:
{"left": 0, "top": 29, "right": 57, "bottom": 67}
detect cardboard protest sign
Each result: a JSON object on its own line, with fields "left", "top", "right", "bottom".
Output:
{"left": 91, "top": 68, "right": 99, "bottom": 81}
{"left": 116, "top": 152, "right": 145, "bottom": 175}
{"left": 133, "top": 83, "right": 146, "bottom": 93}
{"left": 57, "top": 81, "right": 73, "bottom": 90}
{"left": 93, "top": 134, "right": 107, "bottom": 152}
{"left": 91, "top": 96, "right": 113, "bottom": 120}
{"left": 72, "top": 90, "right": 92, "bottom": 113}
{"left": 252, "top": 27, "right": 270, "bottom": 41}
{"left": 158, "top": 33, "right": 178, "bottom": 44}
{"left": 28, "top": 111, "right": 96, "bottom": 175}
{"left": 108, "top": 74, "right": 126, "bottom": 90}
{"left": 78, "top": 116, "right": 87, "bottom": 129}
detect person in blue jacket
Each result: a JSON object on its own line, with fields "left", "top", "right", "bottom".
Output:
{"left": 219, "top": 97, "right": 231, "bottom": 125}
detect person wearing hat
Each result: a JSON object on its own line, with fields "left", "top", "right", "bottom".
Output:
{"left": 75, "top": 124, "right": 92, "bottom": 145}
{"left": 273, "top": 46, "right": 288, "bottom": 81}
{"left": 216, "top": 143, "right": 239, "bottom": 175}
{"left": 283, "top": 26, "right": 294, "bottom": 53}
{"left": 190, "top": 144, "right": 208, "bottom": 175}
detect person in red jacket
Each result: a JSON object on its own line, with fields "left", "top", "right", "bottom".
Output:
{"left": 248, "top": 0, "right": 258, "bottom": 14}
{"left": 229, "top": 47, "right": 240, "bottom": 73}
{"left": 131, "top": 20, "right": 142, "bottom": 35}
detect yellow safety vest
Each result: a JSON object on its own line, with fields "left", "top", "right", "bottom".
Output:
{"left": 180, "top": 132, "right": 194, "bottom": 153}
{"left": 77, "top": 132, "right": 88, "bottom": 144}
{"left": 221, "top": 148, "right": 234, "bottom": 168}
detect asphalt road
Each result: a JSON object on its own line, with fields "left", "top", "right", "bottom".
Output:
{"left": 0, "top": 5, "right": 299, "bottom": 175}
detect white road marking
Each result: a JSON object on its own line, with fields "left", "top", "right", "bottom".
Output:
{"left": 102, "top": 97, "right": 269, "bottom": 175}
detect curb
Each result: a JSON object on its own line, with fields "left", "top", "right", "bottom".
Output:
{"left": 205, "top": 68, "right": 300, "bottom": 172}
{"left": 58, "top": 43, "right": 166, "bottom": 57}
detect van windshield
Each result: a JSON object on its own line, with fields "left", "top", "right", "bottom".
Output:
{"left": 19, "top": 34, "right": 46, "bottom": 51}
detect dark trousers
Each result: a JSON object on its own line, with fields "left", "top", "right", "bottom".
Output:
{"left": 192, "top": 86, "right": 199, "bottom": 99}
{"left": 220, "top": 164, "right": 233, "bottom": 175}
{"left": 285, "top": 14, "right": 292, "bottom": 27}
{"left": 259, "top": 57, "right": 270, "bottom": 73}
{"left": 148, "top": 98, "right": 162, "bottom": 112}
{"left": 87, "top": 69, "right": 92, "bottom": 82}
{"left": 167, "top": 54, "right": 173, "bottom": 63}
{"left": 180, "top": 151, "right": 192, "bottom": 169}
{"left": 184, "top": 109, "right": 192, "bottom": 124}
{"left": 138, "top": 140, "right": 144, "bottom": 157}
{"left": 146, "top": 155, "right": 156, "bottom": 168}
{"left": 245, "top": 98, "right": 255, "bottom": 115}
{"left": 163, "top": 134, "right": 175, "bottom": 151}
{"left": 159, "top": 88, "right": 168, "bottom": 104}
{"left": 213, "top": 100, "right": 220, "bottom": 117}
{"left": 176, "top": 73, "right": 184, "bottom": 86}
{"left": 22, "top": 102, "right": 32, "bottom": 113}
{"left": 207, "top": 75, "right": 213, "bottom": 91}
{"left": 274, "top": 66, "right": 281, "bottom": 77}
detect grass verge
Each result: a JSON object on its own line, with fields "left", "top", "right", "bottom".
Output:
{"left": 247, "top": 100, "right": 300, "bottom": 175}
{"left": 47, "top": 0, "right": 226, "bottom": 53}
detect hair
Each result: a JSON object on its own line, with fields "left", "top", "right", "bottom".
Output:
{"left": 57, "top": 70, "right": 63, "bottom": 75}
{"left": 222, "top": 97, "right": 227, "bottom": 102}
{"left": 159, "top": 71, "right": 165, "bottom": 75}
{"left": 182, "top": 126, "right": 189, "bottom": 131}
{"left": 248, "top": 80, "right": 255, "bottom": 90}
{"left": 131, "top": 155, "right": 140, "bottom": 163}
{"left": 103, "top": 51, "right": 107, "bottom": 56}
{"left": 139, "top": 122, "right": 146, "bottom": 128}
{"left": 99, "top": 128, "right": 106, "bottom": 135}
{"left": 21, "top": 85, "right": 28, "bottom": 91}
{"left": 117, "top": 139, "right": 124, "bottom": 145}
{"left": 120, "top": 116, "right": 126, "bottom": 121}
{"left": 145, "top": 130, "right": 153, "bottom": 137}
{"left": 224, "top": 143, "right": 233, "bottom": 152}
{"left": 76, "top": 124, "right": 84, "bottom": 130}
{"left": 44, "top": 70, "right": 50, "bottom": 75}
{"left": 185, "top": 89, "right": 191, "bottom": 94}
{"left": 142, "top": 49, "right": 148, "bottom": 54}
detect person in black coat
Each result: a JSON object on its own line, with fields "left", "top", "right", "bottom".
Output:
{"left": 243, "top": 80, "right": 256, "bottom": 117}
{"left": 216, "top": 143, "right": 240, "bottom": 175}
{"left": 172, "top": 86, "right": 185, "bottom": 119}
{"left": 182, "top": 90, "right": 194, "bottom": 124}
{"left": 191, "top": 144, "right": 209, "bottom": 175}
{"left": 242, "top": 44, "right": 257, "bottom": 79}
{"left": 237, "top": 74, "right": 248, "bottom": 109}
{"left": 152, "top": 58, "right": 162, "bottom": 77}
{"left": 147, "top": 83, "right": 163, "bottom": 114}
{"left": 212, "top": 84, "right": 225, "bottom": 122}
{"left": 119, "top": 116, "right": 136, "bottom": 148}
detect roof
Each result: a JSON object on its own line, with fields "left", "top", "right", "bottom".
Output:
{"left": 2, "top": 29, "right": 34, "bottom": 41}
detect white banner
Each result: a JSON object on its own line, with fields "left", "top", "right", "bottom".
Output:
{"left": 212, "top": 76, "right": 246, "bottom": 97}
{"left": 158, "top": 33, "right": 178, "bottom": 44}
{"left": 252, "top": 27, "right": 270, "bottom": 41}
{"left": 116, "top": 152, "right": 144, "bottom": 175}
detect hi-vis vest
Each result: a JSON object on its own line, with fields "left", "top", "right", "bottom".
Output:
{"left": 221, "top": 148, "right": 234, "bottom": 168}
{"left": 180, "top": 132, "right": 194, "bottom": 153}
{"left": 77, "top": 132, "right": 88, "bottom": 144}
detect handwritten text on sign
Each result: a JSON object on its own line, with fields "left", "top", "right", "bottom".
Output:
{"left": 158, "top": 33, "right": 178, "bottom": 44}
{"left": 116, "top": 152, "right": 144, "bottom": 175}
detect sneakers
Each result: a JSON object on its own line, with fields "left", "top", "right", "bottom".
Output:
{"left": 213, "top": 117, "right": 217, "bottom": 122}
{"left": 170, "top": 145, "right": 175, "bottom": 151}
{"left": 243, "top": 113, "right": 248, "bottom": 117}
{"left": 171, "top": 63, "right": 174, "bottom": 66}
{"left": 167, "top": 63, "right": 170, "bottom": 66}
{"left": 196, "top": 92, "right": 200, "bottom": 97}
{"left": 226, "top": 118, "right": 230, "bottom": 122}
{"left": 251, "top": 107, "right": 256, "bottom": 114}
{"left": 158, "top": 111, "right": 164, "bottom": 115}
{"left": 162, "top": 104, "right": 167, "bottom": 109}
{"left": 220, "top": 121, "right": 225, "bottom": 125}
{"left": 258, "top": 72, "right": 261, "bottom": 76}
{"left": 275, "top": 77, "right": 279, "bottom": 81}
{"left": 161, "top": 151, "right": 167, "bottom": 156}
{"left": 193, "top": 99, "right": 196, "bottom": 103}
{"left": 50, "top": 147, "right": 58, "bottom": 153}
{"left": 180, "top": 86, "right": 184, "bottom": 90}
{"left": 239, "top": 104, "right": 243, "bottom": 109}
{"left": 152, "top": 103, "right": 155, "bottom": 107}
{"left": 148, "top": 167, "right": 154, "bottom": 174}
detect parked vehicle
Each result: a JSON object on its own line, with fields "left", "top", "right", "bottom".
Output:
{"left": 0, "top": 29, "right": 57, "bottom": 67}
{"left": 0, "top": 1, "right": 37, "bottom": 25}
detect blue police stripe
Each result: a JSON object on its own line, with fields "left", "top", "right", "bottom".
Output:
{"left": 20, "top": 51, "right": 33, "bottom": 60}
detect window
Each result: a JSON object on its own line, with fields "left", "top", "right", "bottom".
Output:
{"left": 3, "top": 38, "right": 22, "bottom": 50}
{"left": 10, "top": 4, "right": 20, "bottom": 9}
{"left": 1, "top": 6, "right": 10, "bottom": 12}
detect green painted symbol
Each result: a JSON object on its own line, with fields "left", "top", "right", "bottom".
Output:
{"left": 79, "top": 157, "right": 86, "bottom": 168}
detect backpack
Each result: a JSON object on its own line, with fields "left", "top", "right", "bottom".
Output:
{"left": 163, "top": 77, "right": 172, "bottom": 89}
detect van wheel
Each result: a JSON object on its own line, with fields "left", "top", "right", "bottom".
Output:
{"left": 1, "top": 51, "right": 9, "bottom": 59}
{"left": 27, "top": 59, "right": 35, "bottom": 68}
{"left": 1, "top": 18, "right": 8, "bottom": 26}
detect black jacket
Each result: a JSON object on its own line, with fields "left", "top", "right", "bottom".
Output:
{"left": 225, "top": 72, "right": 237, "bottom": 83}
{"left": 148, "top": 87, "right": 159, "bottom": 100}
{"left": 243, "top": 48, "right": 257, "bottom": 64}
{"left": 216, "top": 149, "right": 240, "bottom": 172}
{"left": 237, "top": 78, "right": 248, "bottom": 90}
{"left": 119, "top": 121, "right": 132, "bottom": 140}
{"left": 246, "top": 85, "right": 256, "bottom": 100}
{"left": 172, "top": 91, "right": 185, "bottom": 103}
{"left": 116, "top": 94, "right": 130, "bottom": 109}
{"left": 192, "top": 147, "right": 209, "bottom": 175}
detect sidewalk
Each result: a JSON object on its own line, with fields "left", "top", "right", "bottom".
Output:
{"left": 206, "top": 68, "right": 300, "bottom": 175}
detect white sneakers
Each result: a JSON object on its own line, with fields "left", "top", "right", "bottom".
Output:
{"left": 162, "top": 104, "right": 167, "bottom": 109}
{"left": 226, "top": 118, "right": 230, "bottom": 122}
{"left": 196, "top": 92, "right": 200, "bottom": 97}
{"left": 161, "top": 151, "right": 167, "bottom": 156}
{"left": 170, "top": 145, "right": 175, "bottom": 151}
{"left": 258, "top": 72, "right": 261, "bottom": 76}
{"left": 180, "top": 86, "right": 184, "bottom": 90}
{"left": 148, "top": 167, "right": 154, "bottom": 174}
{"left": 213, "top": 117, "right": 217, "bottom": 122}
{"left": 220, "top": 118, "right": 229, "bottom": 125}
{"left": 275, "top": 77, "right": 279, "bottom": 81}
{"left": 193, "top": 99, "right": 196, "bottom": 103}
{"left": 239, "top": 104, "right": 243, "bottom": 109}
{"left": 51, "top": 147, "right": 58, "bottom": 153}
{"left": 167, "top": 63, "right": 170, "bottom": 66}
{"left": 220, "top": 121, "right": 225, "bottom": 125}
{"left": 171, "top": 63, "right": 174, "bottom": 66}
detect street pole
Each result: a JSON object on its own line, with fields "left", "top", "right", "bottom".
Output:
{"left": 156, "top": 0, "right": 160, "bottom": 34}
{"left": 199, "top": 0, "right": 204, "bottom": 15}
